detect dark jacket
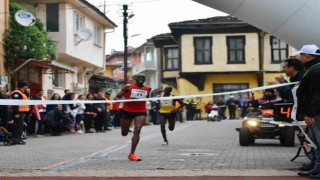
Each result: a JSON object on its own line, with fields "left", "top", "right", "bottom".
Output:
{"left": 278, "top": 71, "right": 304, "bottom": 103}
{"left": 93, "top": 97, "right": 108, "bottom": 112}
{"left": 297, "top": 57, "right": 320, "bottom": 119}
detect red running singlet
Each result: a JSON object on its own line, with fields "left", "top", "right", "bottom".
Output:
{"left": 122, "top": 84, "right": 150, "bottom": 112}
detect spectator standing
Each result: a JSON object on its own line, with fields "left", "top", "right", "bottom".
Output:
{"left": 216, "top": 97, "right": 227, "bottom": 120}
{"left": 268, "top": 58, "right": 305, "bottom": 103}
{"left": 93, "top": 90, "right": 110, "bottom": 132}
{"left": 149, "top": 99, "right": 160, "bottom": 125}
{"left": 175, "top": 99, "right": 184, "bottom": 123}
{"left": 112, "top": 98, "right": 122, "bottom": 128}
{"left": 34, "top": 89, "right": 47, "bottom": 135}
{"left": 240, "top": 96, "right": 249, "bottom": 118}
{"left": 295, "top": 44, "right": 320, "bottom": 178}
{"left": 195, "top": 97, "right": 203, "bottom": 120}
{"left": 104, "top": 90, "right": 113, "bottom": 128}
{"left": 226, "top": 95, "right": 238, "bottom": 119}
{"left": 10, "top": 81, "right": 29, "bottom": 144}
{"left": 185, "top": 98, "right": 196, "bottom": 120}
{"left": 0, "top": 85, "right": 10, "bottom": 129}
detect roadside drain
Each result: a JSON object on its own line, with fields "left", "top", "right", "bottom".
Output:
{"left": 179, "top": 153, "right": 217, "bottom": 156}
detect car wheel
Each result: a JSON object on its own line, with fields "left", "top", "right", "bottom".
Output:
{"left": 284, "top": 126, "right": 295, "bottom": 147}
{"left": 239, "top": 127, "right": 250, "bottom": 146}
{"left": 249, "top": 135, "right": 255, "bottom": 144}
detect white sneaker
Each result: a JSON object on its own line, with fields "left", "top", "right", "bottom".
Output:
{"left": 162, "top": 141, "right": 169, "bottom": 145}
{"left": 77, "top": 130, "right": 84, "bottom": 134}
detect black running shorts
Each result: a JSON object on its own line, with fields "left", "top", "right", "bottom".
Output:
{"left": 120, "top": 109, "right": 147, "bottom": 120}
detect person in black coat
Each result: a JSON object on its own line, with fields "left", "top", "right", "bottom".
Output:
{"left": 296, "top": 45, "right": 320, "bottom": 178}
{"left": 84, "top": 94, "right": 95, "bottom": 133}
{"left": 0, "top": 85, "right": 10, "bottom": 129}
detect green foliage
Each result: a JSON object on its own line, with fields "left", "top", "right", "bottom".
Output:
{"left": 3, "top": 2, "right": 57, "bottom": 69}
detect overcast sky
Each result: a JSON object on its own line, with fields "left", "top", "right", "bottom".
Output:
{"left": 87, "top": 0, "right": 227, "bottom": 54}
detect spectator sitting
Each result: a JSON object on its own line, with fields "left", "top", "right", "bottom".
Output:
{"left": 46, "top": 104, "right": 70, "bottom": 136}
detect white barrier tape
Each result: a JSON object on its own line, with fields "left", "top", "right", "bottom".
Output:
{"left": 0, "top": 82, "right": 298, "bottom": 105}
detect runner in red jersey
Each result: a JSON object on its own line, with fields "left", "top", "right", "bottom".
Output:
{"left": 116, "top": 73, "right": 151, "bottom": 161}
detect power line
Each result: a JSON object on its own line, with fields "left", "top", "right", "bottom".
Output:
{"left": 0, "top": 0, "right": 163, "bottom": 15}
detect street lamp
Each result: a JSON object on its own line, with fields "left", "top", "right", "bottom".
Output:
{"left": 123, "top": 4, "right": 134, "bottom": 85}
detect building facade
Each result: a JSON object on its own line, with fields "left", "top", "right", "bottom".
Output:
{"left": 11, "top": 0, "right": 116, "bottom": 97}
{"left": 0, "top": 0, "right": 9, "bottom": 87}
{"left": 131, "top": 39, "right": 161, "bottom": 95}
{"left": 153, "top": 16, "right": 296, "bottom": 104}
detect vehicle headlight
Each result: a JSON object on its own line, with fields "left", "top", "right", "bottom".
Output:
{"left": 247, "top": 120, "right": 258, "bottom": 127}
{"left": 278, "top": 124, "right": 286, "bottom": 127}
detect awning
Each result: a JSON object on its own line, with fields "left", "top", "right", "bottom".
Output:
{"left": 51, "top": 60, "right": 78, "bottom": 73}
{"left": 13, "top": 59, "right": 78, "bottom": 73}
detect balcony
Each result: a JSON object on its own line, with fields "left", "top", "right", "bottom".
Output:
{"left": 132, "top": 60, "right": 157, "bottom": 75}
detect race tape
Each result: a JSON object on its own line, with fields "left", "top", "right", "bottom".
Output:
{"left": 0, "top": 82, "right": 298, "bottom": 105}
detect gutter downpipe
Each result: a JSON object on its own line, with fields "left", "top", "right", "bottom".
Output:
{"left": 258, "top": 31, "right": 266, "bottom": 87}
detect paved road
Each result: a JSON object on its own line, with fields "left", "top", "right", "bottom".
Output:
{"left": 0, "top": 120, "right": 310, "bottom": 179}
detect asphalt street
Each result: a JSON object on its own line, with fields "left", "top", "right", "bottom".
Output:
{"left": 0, "top": 119, "right": 310, "bottom": 179}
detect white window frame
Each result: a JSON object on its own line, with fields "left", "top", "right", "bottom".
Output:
{"left": 52, "top": 69, "right": 64, "bottom": 88}
{"left": 94, "top": 26, "right": 102, "bottom": 46}
{"left": 74, "top": 13, "right": 84, "bottom": 34}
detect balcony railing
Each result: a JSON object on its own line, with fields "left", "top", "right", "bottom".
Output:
{"left": 132, "top": 61, "right": 157, "bottom": 74}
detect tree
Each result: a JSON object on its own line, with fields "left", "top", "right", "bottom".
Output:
{"left": 3, "top": 2, "right": 57, "bottom": 71}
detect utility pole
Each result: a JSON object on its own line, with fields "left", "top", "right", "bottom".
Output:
{"left": 123, "top": 4, "right": 128, "bottom": 84}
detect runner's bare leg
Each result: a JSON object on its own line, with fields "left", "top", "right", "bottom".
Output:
{"left": 131, "top": 116, "right": 146, "bottom": 154}
{"left": 121, "top": 118, "right": 132, "bottom": 136}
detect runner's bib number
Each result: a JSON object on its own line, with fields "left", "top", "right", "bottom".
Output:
{"left": 130, "top": 89, "right": 147, "bottom": 99}
{"left": 161, "top": 100, "right": 171, "bottom": 106}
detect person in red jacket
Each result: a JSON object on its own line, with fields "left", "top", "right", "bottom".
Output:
{"left": 116, "top": 73, "right": 151, "bottom": 161}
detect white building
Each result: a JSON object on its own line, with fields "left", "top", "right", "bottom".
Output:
{"left": 12, "top": 0, "right": 116, "bottom": 98}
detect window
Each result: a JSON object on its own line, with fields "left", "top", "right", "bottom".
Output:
{"left": 227, "top": 36, "right": 245, "bottom": 63}
{"left": 165, "top": 48, "right": 179, "bottom": 70}
{"left": 194, "top": 37, "right": 212, "bottom": 64}
{"left": 52, "top": 69, "right": 64, "bottom": 87}
{"left": 74, "top": 13, "right": 84, "bottom": 33}
{"left": 46, "top": 3, "right": 59, "bottom": 32}
{"left": 17, "top": 67, "right": 40, "bottom": 83}
{"left": 77, "top": 71, "right": 83, "bottom": 84}
{"left": 270, "top": 36, "right": 288, "bottom": 63}
{"left": 94, "top": 26, "right": 101, "bottom": 45}
{"left": 213, "top": 83, "right": 249, "bottom": 103}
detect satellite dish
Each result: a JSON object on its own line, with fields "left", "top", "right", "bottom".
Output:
{"left": 14, "top": 10, "right": 36, "bottom": 27}
{"left": 77, "top": 28, "right": 93, "bottom": 41}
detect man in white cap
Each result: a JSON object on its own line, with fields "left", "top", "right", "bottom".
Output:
{"left": 226, "top": 95, "right": 238, "bottom": 119}
{"left": 296, "top": 44, "right": 320, "bottom": 178}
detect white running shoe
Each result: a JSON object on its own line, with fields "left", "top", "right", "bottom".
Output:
{"left": 162, "top": 141, "right": 169, "bottom": 145}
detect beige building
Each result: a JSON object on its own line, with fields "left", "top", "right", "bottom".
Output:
{"left": 153, "top": 16, "right": 296, "bottom": 105}
{"left": 11, "top": 0, "right": 116, "bottom": 97}
{"left": 0, "top": 0, "right": 9, "bottom": 86}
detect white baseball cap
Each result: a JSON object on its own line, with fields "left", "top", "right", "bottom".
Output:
{"left": 296, "top": 44, "right": 320, "bottom": 56}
